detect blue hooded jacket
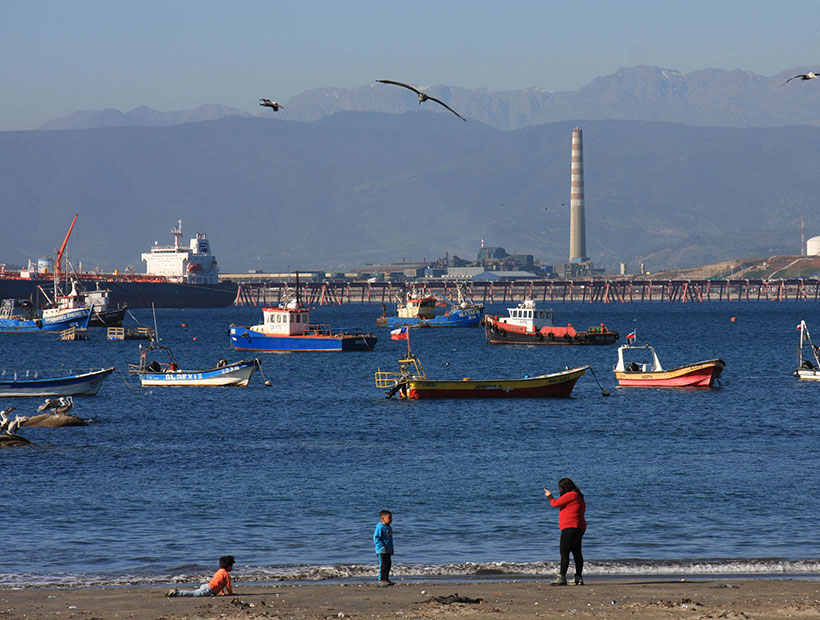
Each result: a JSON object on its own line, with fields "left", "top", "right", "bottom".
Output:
{"left": 373, "top": 522, "right": 393, "bottom": 554}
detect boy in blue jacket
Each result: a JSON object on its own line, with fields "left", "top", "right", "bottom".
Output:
{"left": 373, "top": 509, "right": 394, "bottom": 586}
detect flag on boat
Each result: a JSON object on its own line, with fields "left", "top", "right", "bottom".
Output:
{"left": 390, "top": 327, "right": 409, "bottom": 341}
{"left": 626, "top": 330, "right": 636, "bottom": 343}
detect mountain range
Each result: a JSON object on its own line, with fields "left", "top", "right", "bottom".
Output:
{"left": 37, "top": 66, "right": 820, "bottom": 132}
{"left": 3, "top": 108, "right": 819, "bottom": 274}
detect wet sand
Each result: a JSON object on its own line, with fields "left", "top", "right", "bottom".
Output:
{"left": 2, "top": 578, "right": 818, "bottom": 620}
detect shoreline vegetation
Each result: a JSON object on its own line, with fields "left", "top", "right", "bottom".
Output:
{"left": 2, "top": 578, "right": 818, "bottom": 620}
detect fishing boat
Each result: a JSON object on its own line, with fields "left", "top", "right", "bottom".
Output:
{"left": 229, "top": 286, "right": 377, "bottom": 352}
{"left": 613, "top": 343, "right": 725, "bottom": 387}
{"left": 0, "top": 367, "right": 115, "bottom": 397}
{"left": 0, "top": 298, "right": 92, "bottom": 332}
{"left": 483, "top": 298, "right": 618, "bottom": 345}
{"left": 375, "top": 353, "right": 588, "bottom": 399}
{"left": 128, "top": 341, "right": 261, "bottom": 387}
{"left": 794, "top": 320, "right": 820, "bottom": 380}
{"left": 377, "top": 285, "right": 483, "bottom": 328}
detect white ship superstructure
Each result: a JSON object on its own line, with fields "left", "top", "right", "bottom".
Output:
{"left": 141, "top": 220, "right": 219, "bottom": 285}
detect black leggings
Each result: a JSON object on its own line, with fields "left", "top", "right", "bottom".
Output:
{"left": 559, "top": 527, "right": 584, "bottom": 577}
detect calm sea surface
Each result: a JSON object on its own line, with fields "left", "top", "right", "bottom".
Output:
{"left": 1, "top": 302, "right": 818, "bottom": 587}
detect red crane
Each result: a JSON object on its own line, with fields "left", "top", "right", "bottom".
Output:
{"left": 55, "top": 213, "right": 78, "bottom": 281}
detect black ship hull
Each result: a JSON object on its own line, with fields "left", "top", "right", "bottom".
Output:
{"left": 0, "top": 278, "right": 238, "bottom": 309}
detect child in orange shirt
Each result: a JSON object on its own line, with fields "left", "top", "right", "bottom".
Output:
{"left": 166, "top": 555, "right": 234, "bottom": 597}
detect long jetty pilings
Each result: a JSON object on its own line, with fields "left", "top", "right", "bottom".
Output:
{"left": 233, "top": 278, "right": 820, "bottom": 306}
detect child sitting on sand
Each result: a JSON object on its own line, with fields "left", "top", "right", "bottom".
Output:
{"left": 166, "top": 555, "right": 234, "bottom": 597}
{"left": 373, "top": 509, "right": 394, "bottom": 586}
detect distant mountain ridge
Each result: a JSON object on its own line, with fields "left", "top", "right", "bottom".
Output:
{"left": 4, "top": 114, "right": 820, "bottom": 274}
{"left": 38, "top": 104, "right": 252, "bottom": 131}
{"left": 37, "top": 65, "right": 820, "bottom": 131}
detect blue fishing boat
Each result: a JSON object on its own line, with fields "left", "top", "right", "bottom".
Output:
{"left": 0, "top": 367, "right": 115, "bottom": 397}
{"left": 377, "top": 285, "right": 483, "bottom": 329}
{"left": 229, "top": 299, "right": 377, "bottom": 352}
{"left": 0, "top": 298, "right": 92, "bottom": 332}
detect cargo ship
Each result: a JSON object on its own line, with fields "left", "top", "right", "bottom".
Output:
{"left": 0, "top": 221, "right": 238, "bottom": 309}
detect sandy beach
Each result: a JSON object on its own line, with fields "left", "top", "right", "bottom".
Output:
{"left": 2, "top": 578, "right": 818, "bottom": 620}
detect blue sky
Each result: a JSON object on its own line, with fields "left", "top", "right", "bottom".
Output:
{"left": 1, "top": 0, "right": 818, "bottom": 131}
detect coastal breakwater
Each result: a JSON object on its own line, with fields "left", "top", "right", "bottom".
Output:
{"left": 233, "top": 277, "right": 820, "bottom": 306}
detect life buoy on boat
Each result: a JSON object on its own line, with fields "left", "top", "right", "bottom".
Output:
{"left": 535, "top": 331, "right": 544, "bottom": 340}
{"left": 546, "top": 332, "right": 554, "bottom": 341}
{"left": 35, "top": 319, "right": 42, "bottom": 329}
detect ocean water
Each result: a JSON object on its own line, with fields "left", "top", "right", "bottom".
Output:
{"left": 1, "top": 301, "right": 818, "bottom": 587}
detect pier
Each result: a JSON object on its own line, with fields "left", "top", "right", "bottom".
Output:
{"left": 232, "top": 278, "right": 820, "bottom": 306}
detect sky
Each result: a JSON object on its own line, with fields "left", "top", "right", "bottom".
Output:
{"left": 1, "top": 0, "right": 818, "bottom": 131}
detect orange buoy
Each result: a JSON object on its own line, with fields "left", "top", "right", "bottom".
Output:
{"left": 730, "top": 317, "right": 737, "bottom": 322}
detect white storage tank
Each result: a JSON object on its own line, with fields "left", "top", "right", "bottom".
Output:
{"left": 807, "top": 236, "right": 820, "bottom": 256}
{"left": 37, "top": 257, "right": 53, "bottom": 273}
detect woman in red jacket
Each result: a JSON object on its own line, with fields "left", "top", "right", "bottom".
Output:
{"left": 544, "top": 477, "right": 586, "bottom": 586}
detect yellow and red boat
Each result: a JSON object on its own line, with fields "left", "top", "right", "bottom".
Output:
{"left": 613, "top": 344, "right": 725, "bottom": 387}
{"left": 375, "top": 354, "right": 588, "bottom": 399}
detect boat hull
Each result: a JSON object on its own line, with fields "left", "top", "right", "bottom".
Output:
{"left": 484, "top": 317, "right": 618, "bottom": 345}
{"left": 0, "top": 367, "right": 115, "bottom": 397}
{"left": 0, "top": 308, "right": 92, "bottom": 332}
{"left": 383, "top": 307, "right": 483, "bottom": 329}
{"left": 138, "top": 360, "right": 259, "bottom": 386}
{"left": 230, "top": 327, "right": 377, "bottom": 352}
{"left": 615, "top": 360, "right": 725, "bottom": 387}
{"left": 404, "top": 366, "right": 588, "bottom": 399}
{"left": 88, "top": 306, "right": 127, "bottom": 328}
{"left": 794, "top": 368, "right": 820, "bottom": 381}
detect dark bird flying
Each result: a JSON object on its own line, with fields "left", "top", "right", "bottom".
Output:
{"left": 259, "top": 98, "right": 284, "bottom": 111}
{"left": 781, "top": 72, "right": 819, "bottom": 86}
{"left": 376, "top": 80, "right": 466, "bottom": 121}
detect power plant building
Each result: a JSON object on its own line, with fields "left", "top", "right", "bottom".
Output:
{"left": 563, "top": 127, "right": 604, "bottom": 278}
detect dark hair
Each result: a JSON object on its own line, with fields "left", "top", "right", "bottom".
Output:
{"left": 379, "top": 509, "right": 392, "bottom": 517}
{"left": 558, "top": 477, "right": 582, "bottom": 497}
{"left": 219, "top": 555, "right": 235, "bottom": 569}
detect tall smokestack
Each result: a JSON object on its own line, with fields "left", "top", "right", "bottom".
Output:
{"left": 569, "top": 127, "right": 588, "bottom": 263}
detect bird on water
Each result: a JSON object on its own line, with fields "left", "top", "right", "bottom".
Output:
{"left": 259, "top": 98, "right": 284, "bottom": 111}
{"left": 781, "top": 72, "right": 818, "bottom": 86}
{"left": 376, "top": 80, "right": 466, "bottom": 121}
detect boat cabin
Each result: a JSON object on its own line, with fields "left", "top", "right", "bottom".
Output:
{"left": 496, "top": 299, "right": 554, "bottom": 330}
{"left": 255, "top": 303, "right": 311, "bottom": 336}
{"left": 614, "top": 344, "right": 664, "bottom": 373}
{"left": 396, "top": 295, "right": 437, "bottom": 320}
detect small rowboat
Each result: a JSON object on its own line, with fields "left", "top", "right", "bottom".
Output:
{"left": 613, "top": 344, "right": 724, "bottom": 387}
{"left": 375, "top": 354, "right": 588, "bottom": 399}
{"left": 0, "top": 367, "right": 115, "bottom": 397}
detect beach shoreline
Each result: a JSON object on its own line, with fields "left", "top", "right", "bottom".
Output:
{"left": 3, "top": 578, "right": 819, "bottom": 619}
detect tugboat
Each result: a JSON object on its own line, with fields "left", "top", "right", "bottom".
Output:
{"left": 230, "top": 281, "right": 377, "bottom": 352}
{"left": 483, "top": 298, "right": 618, "bottom": 345}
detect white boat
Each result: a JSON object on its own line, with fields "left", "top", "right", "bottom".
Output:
{"left": 129, "top": 341, "right": 260, "bottom": 387}
{"left": 794, "top": 320, "right": 820, "bottom": 380}
{"left": 0, "top": 367, "right": 115, "bottom": 397}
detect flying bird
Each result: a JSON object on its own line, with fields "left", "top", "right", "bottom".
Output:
{"left": 259, "top": 98, "right": 284, "bottom": 111}
{"left": 781, "top": 72, "right": 819, "bottom": 86}
{"left": 376, "top": 80, "right": 466, "bottom": 121}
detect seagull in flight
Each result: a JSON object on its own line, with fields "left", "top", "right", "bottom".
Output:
{"left": 781, "top": 72, "right": 819, "bottom": 86}
{"left": 376, "top": 80, "right": 466, "bottom": 121}
{"left": 259, "top": 98, "right": 284, "bottom": 111}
